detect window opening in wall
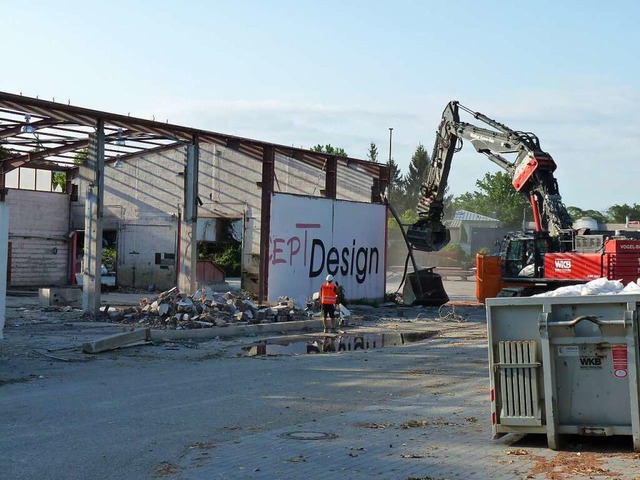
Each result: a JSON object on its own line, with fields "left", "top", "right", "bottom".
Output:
{"left": 197, "top": 218, "right": 242, "bottom": 278}
{"left": 4, "top": 167, "right": 71, "bottom": 193}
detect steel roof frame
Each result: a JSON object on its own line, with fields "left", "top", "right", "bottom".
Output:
{"left": 0, "top": 91, "right": 389, "bottom": 195}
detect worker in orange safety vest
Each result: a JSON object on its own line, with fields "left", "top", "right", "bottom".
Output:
{"left": 319, "top": 274, "right": 338, "bottom": 334}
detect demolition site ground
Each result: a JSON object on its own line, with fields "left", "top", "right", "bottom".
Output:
{"left": 2, "top": 279, "right": 640, "bottom": 480}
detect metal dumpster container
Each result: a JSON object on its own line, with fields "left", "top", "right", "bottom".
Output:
{"left": 486, "top": 294, "right": 640, "bottom": 451}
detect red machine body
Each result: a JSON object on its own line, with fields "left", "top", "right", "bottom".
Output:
{"left": 512, "top": 153, "right": 557, "bottom": 192}
{"left": 544, "top": 239, "right": 640, "bottom": 285}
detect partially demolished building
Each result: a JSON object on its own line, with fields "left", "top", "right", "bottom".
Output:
{"left": 0, "top": 92, "right": 390, "bottom": 321}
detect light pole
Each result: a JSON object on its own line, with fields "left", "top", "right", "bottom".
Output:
{"left": 388, "top": 127, "right": 393, "bottom": 163}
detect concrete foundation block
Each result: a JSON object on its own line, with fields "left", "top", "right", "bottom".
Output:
{"left": 39, "top": 287, "right": 82, "bottom": 307}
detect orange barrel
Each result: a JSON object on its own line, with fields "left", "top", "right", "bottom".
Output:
{"left": 476, "top": 254, "right": 503, "bottom": 303}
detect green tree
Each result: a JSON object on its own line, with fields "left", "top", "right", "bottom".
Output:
{"left": 388, "top": 208, "right": 418, "bottom": 232}
{"left": 196, "top": 218, "right": 242, "bottom": 276}
{"left": 212, "top": 245, "right": 241, "bottom": 276}
{"left": 52, "top": 172, "right": 67, "bottom": 192}
{"left": 74, "top": 148, "right": 88, "bottom": 165}
{"left": 102, "top": 246, "right": 117, "bottom": 271}
{"left": 450, "top": 171, "right": 528, "bottom": 228}
{"left": 366, "top": 142, "right": 379, "bottom": 163}
{"left": 311, "top": 144, "right": 348, "bottom": 157}
{"left": 606, "top": 203, "right": 640, "bottom": 223}
{"left": 566, "top": 206, "right": 608, "bottom": 224}
{"left": 387, "top": 157, "right": 405, "bottom": 205}
{"left": 402, "top": 143, "right": 430, "bottom": 209}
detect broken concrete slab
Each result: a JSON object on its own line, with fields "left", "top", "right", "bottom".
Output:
{"left": 157, "top": 303, "right": 170, "bottom": 316}
{"left": 82, "top": 327, "right": 151, "bottom": 354}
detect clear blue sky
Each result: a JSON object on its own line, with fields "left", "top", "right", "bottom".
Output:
{"left": 2, "top": 0, "right": 639, "bottom": 212}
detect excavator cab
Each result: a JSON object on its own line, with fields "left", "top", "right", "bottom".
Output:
{"left": 476, "top": 233, "right": 550, "bottom": 301}
{"left": 500, "top": 233, "right": 549, "bottom": 279}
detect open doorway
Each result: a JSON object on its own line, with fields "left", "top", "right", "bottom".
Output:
{"left": 71, "top": 229, "right": 118, "bottom": 287}
{"left": 196, "top": 217, "right": 242, "bottom": 282}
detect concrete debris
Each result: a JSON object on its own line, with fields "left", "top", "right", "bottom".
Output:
{"left": 106, "top": 287, "right": 307, "bottom": 330}
{"left": 82, "top": 328, "right": 152, "bottom": 353}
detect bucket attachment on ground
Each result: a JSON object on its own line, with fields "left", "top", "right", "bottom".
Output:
{"left": 403, "top": 268, "right": 449, "bottom": 306}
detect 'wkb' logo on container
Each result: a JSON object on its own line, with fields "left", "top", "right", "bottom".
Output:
{"left": 580, "top": 357, "right": 602, "bottom": 367}
{"left": 555, "top": 259, "right": 571, "bottom": 269}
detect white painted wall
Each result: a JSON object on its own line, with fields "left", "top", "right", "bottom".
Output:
{"left": 268, "top": 193, "right": 387, "bottom": 306}
{"left": 117, "top": 221, "right": 177, "bottom": 289}
{"left": 73, "top": 149, "right": 185, "bottom": 289}
{"left": 70, "top": 143, "right": 380, "bottom": 292}
{"left": 6, "top": 190, "right": 69, "bottom": 286}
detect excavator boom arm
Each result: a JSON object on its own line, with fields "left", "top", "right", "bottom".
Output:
{"left": 407, "top": 101, "right": 572, "bottom": 252}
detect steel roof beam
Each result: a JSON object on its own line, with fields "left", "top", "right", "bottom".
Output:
{"left": 0, "top": 91, "right": 390, "bottom": 197}
{"left": 0, "top": 118, "right": 62, "bottom": 139}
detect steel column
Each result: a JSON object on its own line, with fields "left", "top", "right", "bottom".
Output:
{"left": 81, "top": 120, "right": 105, "bottom": 315}
{"left": 324, "top": 155, "right": 337, "bottom": 199}
{"left": 178, "top": 135, "right": 199, "bottom": 294}
{"left": 258, "top": 145, "right": 275, "bottom": 302}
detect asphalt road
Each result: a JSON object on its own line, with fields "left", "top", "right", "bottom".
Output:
{"left": 1, "top": 279, "right": 482, "bottom": 480}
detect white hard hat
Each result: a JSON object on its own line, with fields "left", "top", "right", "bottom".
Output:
{"left": 326, "top": 274, "right": 333, "bottom": 282}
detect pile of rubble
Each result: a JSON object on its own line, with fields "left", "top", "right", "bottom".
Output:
{"left": 102, "top": 286, "right": 308, "bottom": 330}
